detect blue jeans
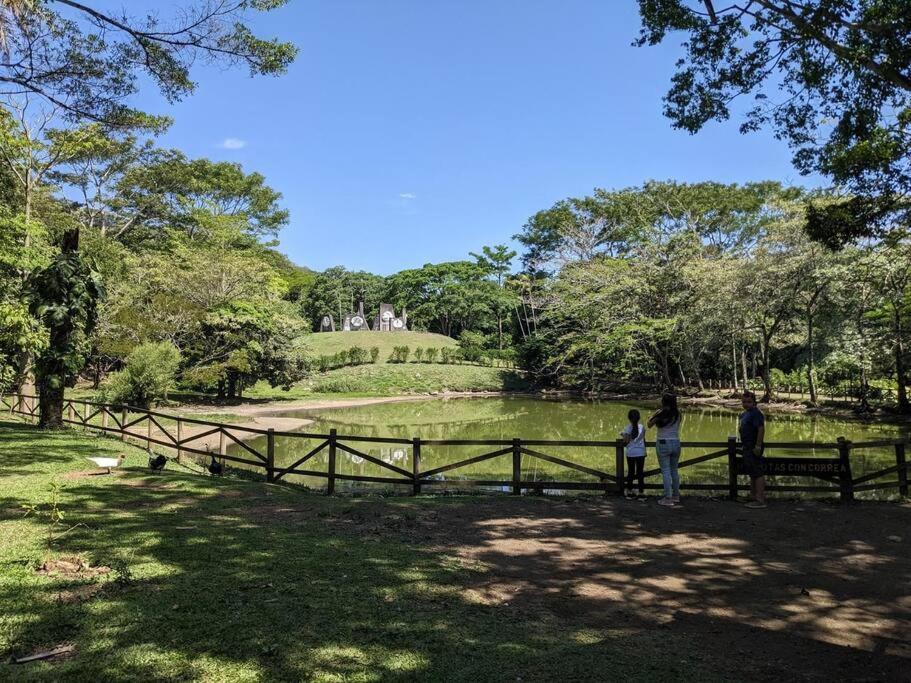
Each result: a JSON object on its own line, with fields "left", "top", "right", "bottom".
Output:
{"left": 656, "top": 439, "right": 681, "bottom": 498}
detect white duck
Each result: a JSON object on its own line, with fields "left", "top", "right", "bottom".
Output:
{"left": 86, "top": 454, "right": 125, "bottom": 474}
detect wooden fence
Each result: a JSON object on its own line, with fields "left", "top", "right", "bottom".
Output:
{"left": 3, "top": 393, "right": 908, "bottom": 502}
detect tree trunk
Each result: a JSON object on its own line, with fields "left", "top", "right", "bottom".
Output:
{"left": 731, "top": 336, "right": 738, "bottom": 391}
{"left": 741, "top": 344, "right": 749, "bottom": 392}
{"left": 37, "top": 380, "right": 64, "bottom": 429}
{"left": 807, "top": 311, "right": 818, "bottom": 405}
{"left": 760, "top": 332, "right": 773, "bottom": 402}
{"left": 894, "top": 309, "right": 910, "bottom": 413}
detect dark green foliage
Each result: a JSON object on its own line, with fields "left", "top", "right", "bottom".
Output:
{"left": 636, "top": 0, "right": 911, "bottom": 244}
{"left": 458, "top": 331, "right": 486, "bottom": 364}
{"left": 425, "top": 347, "right": 438, "bottom": 363}
{"left": 303, "top": 267, "right": 385, "bottom": 331}
{"left": 370, "top": 346, "right": 380, "bottom": 363}
{"left": 27, "top": 234, "right": 103, "bottom": 427}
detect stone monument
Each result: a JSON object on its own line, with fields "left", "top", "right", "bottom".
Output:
{"left": 342, "top": 301, "right": 370, "bottom": 331}
{"left": 319, "top": 314, "right": 335, "bottom": 332}
{"left": 374, "top": 303, "right": 407, "bottom": 332}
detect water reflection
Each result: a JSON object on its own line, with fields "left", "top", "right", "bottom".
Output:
{"left": 234, "top": 397, "right": 908, "bottom": 497}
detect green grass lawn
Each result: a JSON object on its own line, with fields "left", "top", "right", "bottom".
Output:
{"left": 0, "top": 418, "right": 691, "bottom": 681}
{"left": 300, "top": 331, "right": 458, "bottom": 362}
{"left": 306, "top": 363, "right": 529, "bottom": 395}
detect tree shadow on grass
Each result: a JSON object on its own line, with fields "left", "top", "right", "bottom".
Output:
{"left": 0, "top": 474, "right": 671, "bottom": 681}
{"left": 0, "top": 421, "right": 96, "bottom": 478}
{"left": 1, "top": 452, "right": 909, "bottom": 680}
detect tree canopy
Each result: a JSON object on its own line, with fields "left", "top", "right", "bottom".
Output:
{"left": 636, "top": 0, "right": 911, "bottom": 245}
{"left": 0, "top": 1, "right": 297, "bottom": 124}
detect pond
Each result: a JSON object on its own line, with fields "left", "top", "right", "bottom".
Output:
{"left": 231, "top": 397, "right": 909, "bottom": 497}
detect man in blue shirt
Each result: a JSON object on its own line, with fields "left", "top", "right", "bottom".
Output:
{"left": 740, "top": 390, "right": 766, "bottom": 509}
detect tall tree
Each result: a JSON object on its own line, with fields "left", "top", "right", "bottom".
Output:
{"left": 636, "top": 0, "right": 911, "bottom": 245}
{"left": 27, "top": 229, "right": 102, "bottom": 427}
{"left": 471, "top": 244, "right": 517, "bottom": 349}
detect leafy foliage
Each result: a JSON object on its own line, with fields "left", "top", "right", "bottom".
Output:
{"left": 636, "top": 0, "right": 911, "bottom": 244}
{"left": 99, "top": 341, "right": 181, "bottom": 408}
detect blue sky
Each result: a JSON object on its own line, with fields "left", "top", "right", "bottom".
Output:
{"left": 130, "top": 1, "right": 815, "bottom": 274}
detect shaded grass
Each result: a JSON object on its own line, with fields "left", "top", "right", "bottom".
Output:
{"left": 0, "top": 418, "right": 699, "bottom": 681}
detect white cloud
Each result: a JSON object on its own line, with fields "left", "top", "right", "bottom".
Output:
{"left": 219, "top": 137, "right": 247, "bottom": 150}
{"left": 399, "top": 192, "right": 416, "bottom": 200}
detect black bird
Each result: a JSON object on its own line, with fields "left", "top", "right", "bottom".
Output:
{"left": 148, "top": 450, "right": 167, "bottom": 471}
{"left": 208, "top": 454, "right": 223, "bottom": 476}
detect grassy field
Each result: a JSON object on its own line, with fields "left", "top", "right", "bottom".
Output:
{"left": 0, "top": 418, "right": 687, "bottom": 681}
{"left": 300, "top": 331, "right": 457, "bottom": 362}
{"left": 305, "top": 363, "right": 527, "bottom": 395}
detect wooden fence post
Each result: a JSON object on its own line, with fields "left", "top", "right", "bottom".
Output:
{"left": 146, "top": 412, "right": 152, "bottom": 450}
{"left": 101, "top": 407, "right": 109, "bottom": 431}
{"left": 412, "top": 437, "right": 422, "bottom": 495}
{"left": 327, "top": 428, "right": 337, "bottom": 495}
{"left": 120, "top": 406, "right": 128, "bottom": 441}
{"left": 837, "top": 437, "right": 854, "bottom": 503}
{"left": 615, "top": 438, "right": 625, "bottom": 496}
{"left": 219, "top": 429, "right": 226, "bottom": 457}
{"left": 266, "top": 429, "right": 275, "bottom": 483}
{"left": 511, "top": 438, "right": 521, "bottom": 495}
{"left": 67, "top": 401, "right": 74, "bottom": 423}
{"left": 83, "top": 402, "right": 89, "bottom": 429}
{"left": 176, "top": 418, "right": 183, "bottom": 464}
{"left": 896, "top": 441, "right": 908, "bottom": 498}
{"left": 727, "top": 436, "right": 738, "bottom": 501}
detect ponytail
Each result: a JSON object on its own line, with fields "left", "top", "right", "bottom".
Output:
{"left": 628, "top": 408, "right": 641, "bottom": 440}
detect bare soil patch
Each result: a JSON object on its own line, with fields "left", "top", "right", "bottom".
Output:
{"left": 36, "top": 556, "right": 111, "bottom": 579}
{"left": 316, "top": 495, "right": 911, "bottom": 681}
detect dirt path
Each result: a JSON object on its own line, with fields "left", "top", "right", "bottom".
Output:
{"left": 308, "top": 495, "right": 911, "bottom": 681}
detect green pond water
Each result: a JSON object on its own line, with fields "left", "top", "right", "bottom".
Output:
{"left": 230, "top": 397, "right": 909, "bottom": 497}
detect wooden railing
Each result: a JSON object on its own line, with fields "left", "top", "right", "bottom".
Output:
{"left": 3, "top": 394, "right": 908, "bottom": 501}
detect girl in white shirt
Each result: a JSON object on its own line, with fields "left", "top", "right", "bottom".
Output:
{"left": 622, "top": 409, "right": 647, "bottom": 498}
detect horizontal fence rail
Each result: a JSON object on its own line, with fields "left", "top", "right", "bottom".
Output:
{"left": 3, "top": 393, "right": 909, "bottom": 501}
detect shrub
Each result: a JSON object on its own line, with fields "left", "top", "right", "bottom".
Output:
{"left": 425, "top": 347, "right": 438, "bottom": 364}
{"left": 370, "top": 346, "right": 380, "bottom": 363}
{"left": 348, "top": 346, "right": 369, "bottom": 365}
{"left": 413, "top": 347, "right": 424, "bottom": 363}
{"left": 389, "top": 345, "right": 412, "bottom": 363}
{"left": 458, "top": 331, "right": 486, "bottom": 363}
{"left": 99, "top": 342, "right": 181, "bottom": 408}
{"left": 439, "top": 347, "right": 452, "bottom": 364}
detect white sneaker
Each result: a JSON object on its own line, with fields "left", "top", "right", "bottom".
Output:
{"left": 657, "top": 497, "right": 675, "bottom": 507}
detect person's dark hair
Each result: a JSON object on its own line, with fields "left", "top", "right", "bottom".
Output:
{"left": 742, "top": 390, "right": 757, "bottom": 404}
{"left": 655, "top": 393, "right": 680, "bottom": 427}
{"left": 628, "top": 409, "right": 641, "bottom": 437}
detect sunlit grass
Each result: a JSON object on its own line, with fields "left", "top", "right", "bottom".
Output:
{"left": 0, "top": 417, "right": 689, "bottom": 681}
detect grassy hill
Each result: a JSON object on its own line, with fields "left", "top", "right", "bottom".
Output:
{"left": 300, "top": 331, "right": 458, "bottom": 362}
{"left": 309, "top": 363, "right": 529, "bottom": 394}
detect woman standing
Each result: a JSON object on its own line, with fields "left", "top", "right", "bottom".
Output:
{"left": 647, "top": 393, "right": 681, "bottom": 507}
